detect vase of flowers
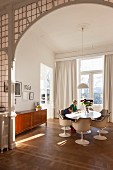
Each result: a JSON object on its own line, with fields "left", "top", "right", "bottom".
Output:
{"left": 80, "top": 99, "right": 93, "bottom": 113}
{"left": 36, "top": 105, "right": 42, "bottom": 111}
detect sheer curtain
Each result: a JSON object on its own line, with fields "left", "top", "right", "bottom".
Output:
{"left": 54, "top": 60, "right": 77, "bottom": 117}
{"left": 103, "top": 55, "right": 113, "bottom": 122}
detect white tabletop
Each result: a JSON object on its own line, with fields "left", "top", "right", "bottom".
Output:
{"left": 65, "top": 111, "right": 101, "bottom": 120}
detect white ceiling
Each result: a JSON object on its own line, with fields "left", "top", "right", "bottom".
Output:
{"left": 29, "top": 3, "right": 113, "bottom": 57}
{"left": 1, "top": 1, "right": 113, "bottom": 57}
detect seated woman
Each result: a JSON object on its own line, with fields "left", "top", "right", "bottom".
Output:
{"left": 62, "top": 106, "right": 73, "bottom": 119}
{"left": 62, "top": 106, "right": 76, "bottom": 132}
{"left": 70, "top": 100, "right": 78, "bottom": 112}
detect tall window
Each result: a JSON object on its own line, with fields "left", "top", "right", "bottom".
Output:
{"left": 79, "top": 56, "right": 104, "bottom": 106}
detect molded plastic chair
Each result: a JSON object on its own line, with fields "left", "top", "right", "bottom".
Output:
{"left": 96, "top": 109, "right": 110, "bottom": 134}
{"left": 60, "top": 110, "right": 71, "bottom": 130}
{"left": 91, "top": 114, "right": 110, "bottom": 140}
{"left": 58, "top": 112, "right": 71, "bottom": 137}
{"left": 96, "top": 109, "right": 108, "bottom": 120}
{"left": 72, "top": 118, "right": 91, "bottom": 145}
{"left": 98, "top": 112, "right": 111, "bottom": 134}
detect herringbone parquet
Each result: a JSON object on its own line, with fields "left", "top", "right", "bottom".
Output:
{"left": 0, "top": 119, "right": 113, "bottom": 170}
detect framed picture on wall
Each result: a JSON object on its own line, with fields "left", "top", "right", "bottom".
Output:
{"left": 15, "top": 81, "right": 22, "bottom": 97}
{"left": 4, "top": 80, "right": 8, "bottom": 92}
{"left": 29, "top": 92, "right": 34, "bottom": 100}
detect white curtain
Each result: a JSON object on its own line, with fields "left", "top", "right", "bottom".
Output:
{"left": 54, "top": 60, "right": 77, "bottom": 117}
{"left": 103, "top": 55, "right": 113, "bottom": 122}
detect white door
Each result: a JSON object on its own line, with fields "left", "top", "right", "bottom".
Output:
{"left": 40, "top": 63, "right": 53, "bottom": 119}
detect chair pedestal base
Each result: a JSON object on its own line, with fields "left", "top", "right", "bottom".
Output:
{"left": 77, "top": 130, "right": 91, "bottom": 134}
{"left": 59, "top": 133, "right": 71, "bottom": 137}
{"left": 98, "top": 129, "right": 108, "bottom": 134}
{"left": 75, "top": 139, "right": 89, "bottom": 145}
{"left": 61, "top": 126, "right": 71, "bottom": 130}
{"left": 94, "top": 135, "right": 107, "bottom": 140}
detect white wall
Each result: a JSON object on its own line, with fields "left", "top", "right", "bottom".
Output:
{"left": 15, "top": 28, "right": 55, "bottom": 118}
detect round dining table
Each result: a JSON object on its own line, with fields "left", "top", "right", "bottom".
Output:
{"left": 65, "top": 110, "right": 101, "bottom": 120}
{"left": 65, "top": 111, "right": 101, "bottom": 134}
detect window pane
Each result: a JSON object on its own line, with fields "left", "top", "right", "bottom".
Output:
{"left": 80, "top": 75, "right": 89, "bottom": 99}
{"left": 47, "top": 89, "right": 50, "bottom": 104}
{"left": 81, "top": 57, "right": 103, "bottom": 71}
{"left": 46, "top": 70, "right": 50, "bottom": 103}
{"left": 46, "top": 70, "right": 50, "bottom": 88}
{"left": 93, "top": 74, "right": 103, "bottom": 104}
{"left": 41, "top": 89, "right": 45, "bottom": 104}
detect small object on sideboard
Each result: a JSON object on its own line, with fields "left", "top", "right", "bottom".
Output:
{"left": 35, "top": 105, "right": 42, "bottom": 111}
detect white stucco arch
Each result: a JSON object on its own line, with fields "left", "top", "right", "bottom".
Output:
{"left": 1, "top": 0, "right": 113, "bottom": 150}
{"left": 14, "top": 0, "right": 113, "bottom": 59}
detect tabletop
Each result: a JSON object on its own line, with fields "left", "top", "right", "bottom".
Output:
{"left": 65, "top": 111, "right": 101, "bottom": 120}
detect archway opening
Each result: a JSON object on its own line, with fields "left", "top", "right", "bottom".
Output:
{"left": 14, "top": 3, "right": 113, "bottom": 136}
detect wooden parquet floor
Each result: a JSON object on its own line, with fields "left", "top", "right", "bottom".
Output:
{"left": 0, "top": 119, "right": 113, "bottom": 170}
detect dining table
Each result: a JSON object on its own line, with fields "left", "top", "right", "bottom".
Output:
{"left": 65, "top": 110, "right": 101, "bottom": 134}
{"left": 65, "top": 110, "right": 101, "bottom": 120}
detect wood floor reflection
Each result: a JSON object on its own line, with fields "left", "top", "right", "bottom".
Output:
{"left": 0, "top": 119, "right": 113, "bottom": 170}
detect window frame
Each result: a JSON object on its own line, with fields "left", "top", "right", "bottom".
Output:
{"left": 80, "top": 70, "right": 103, "bottom": 103}
{"left": 78, "top": 56, "right": 104, "bottom": 108}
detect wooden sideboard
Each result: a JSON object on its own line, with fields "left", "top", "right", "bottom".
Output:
{"left": 15, "top": 109, "right": 47, "bottom": 135}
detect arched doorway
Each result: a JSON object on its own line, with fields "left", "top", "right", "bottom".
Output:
{"left": 15, "top": 2, "right": 113, "bottom": 117}
{"left": 0, "top": 0, "right": 113, "bottom": 149}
